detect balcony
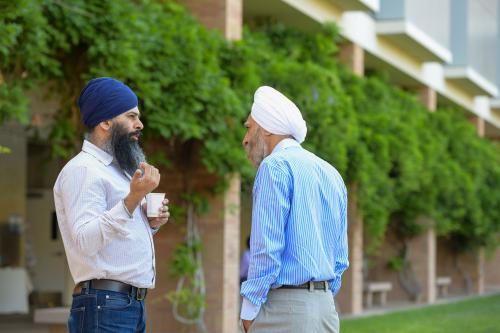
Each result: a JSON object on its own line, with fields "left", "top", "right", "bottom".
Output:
{"left": 444, "top": 66, "right": 498, "bottom": 97}
{"left": 330, "top": 0, "right": 379, "bottom": 12}
{"left": 376, "top": 20, "right": 452, "bottom": 63}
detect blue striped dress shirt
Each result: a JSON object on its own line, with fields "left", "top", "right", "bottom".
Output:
{"left": 240, "top": 138, "right": 349, "bottom": 320}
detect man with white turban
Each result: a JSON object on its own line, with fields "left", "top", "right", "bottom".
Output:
{"left": 240, "top": 86, "right": 349, "bottom": 333}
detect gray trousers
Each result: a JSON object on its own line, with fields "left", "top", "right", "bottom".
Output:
{"left": 244, "top": 288, "right": 339, "bottom": 333}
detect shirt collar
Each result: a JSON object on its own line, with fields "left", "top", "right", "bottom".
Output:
{"left": 82, "top": 140, "right": 114, "bottom": 166}
{"left": 271, "top": 138, "right": 300, "bottom": 154}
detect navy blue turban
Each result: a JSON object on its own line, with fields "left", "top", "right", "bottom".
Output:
{"left": 78, "top": 77, "right": 138, "bottom": 128}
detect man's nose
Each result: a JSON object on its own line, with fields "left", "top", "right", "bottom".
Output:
{"left": 136, "top": 119, "right": 144, "bottom": 130}
{"left": 242, "top": 132, "right": 249, "bottom": 146}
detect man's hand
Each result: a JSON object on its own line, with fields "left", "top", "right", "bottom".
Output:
{"left": 242, "top": 319, "right": 253, "bottom": 332}
{"left": 144, "top": 199, "right": 170, "bottom": 229}
{"left": 125, "top": 162, "right": 160, "bottom": 213}
{"left": 130, "top": 162, "right": 160, "bottom": 196}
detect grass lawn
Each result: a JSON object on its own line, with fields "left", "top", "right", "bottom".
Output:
{"left": 340, "top": 294, "right": 500, "bottom": 333}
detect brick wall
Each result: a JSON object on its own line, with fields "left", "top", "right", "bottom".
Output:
{"left": 484, "top": 249, "right": 500, "bottom": 292}
{"left": 145, "top": 141, "right": 240, "bottom": 333}
{"left": 365, "top": 220, "right": 436, "bottom": 304}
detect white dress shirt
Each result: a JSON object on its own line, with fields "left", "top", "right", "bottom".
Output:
{"left": 53, "top": 140, "right": 156, "bottom": 288}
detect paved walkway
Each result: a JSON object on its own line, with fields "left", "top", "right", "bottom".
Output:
{"left": 2, "top": 290, "right": 499, "bottom": 332}
{"left": 341, "top": 289, "right": 500, "bottom": 320}
{"left": 0, "top": 314, "right": 49, "bottom": 333}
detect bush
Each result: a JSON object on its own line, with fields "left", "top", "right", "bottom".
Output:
{"left": 1, "top": 0, "right": 499, "bottom": 250}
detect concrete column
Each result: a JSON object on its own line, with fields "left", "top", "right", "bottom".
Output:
{"left": 416, "top": 87, "right": 437, "bottom": 302}
{"left": 406, "top": 218, "right": 436, "bottom": 303}
{"left": 336, "top": 183, "right": 363, "bottom": 314}
{"left": 222, "top": 174, "right": 241, "bottom": 332}
{"left": 459, "top": 249, "right": 485, "bottom": 295}
{"left": 337, "top": 43, "right": 364, "bottom": 314}
{"left": 484, "top": 248, "right": 500, "bottom": 291}
{"left": 465, "top": 114, "right": 486, "bottom": 296}
{"left": 418, "top": 86, "right": 437, "bottom": 112}
{"left": 469, "top": 115, "right": 485, "bottom": 138}
{"left": 339, "top": 42, "right": 365, "bottom": 77}
{"left": 478, "top": 249, "right": 485, "bottom": 294}
{"left": 178, "top": 0, "right": 242, "bottom": 40}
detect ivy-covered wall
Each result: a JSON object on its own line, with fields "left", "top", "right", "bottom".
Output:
{"left": 1, "top": 0, "right": 499, "bottom": 252}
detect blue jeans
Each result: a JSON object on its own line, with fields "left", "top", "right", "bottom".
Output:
{"left": 68, "top": 288, "right": 146, "bottom": 333}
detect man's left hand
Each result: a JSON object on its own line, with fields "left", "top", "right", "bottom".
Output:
{"left": 144, "top": 199, "right": 170, "bottom": 229}
{"left": 242, "top": 319, "right": 253, "bottom": 333}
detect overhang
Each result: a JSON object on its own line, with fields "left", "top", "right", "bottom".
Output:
{"left": 329, "top": 0, "right": 379, "bottom": 12}
{"left": 376, "top": 20, "right": 452, "bottom": 63}
{"left": 444, "top": 66, "right": 498, "bottom": 97}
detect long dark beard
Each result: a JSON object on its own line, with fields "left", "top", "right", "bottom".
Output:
{"left": 110, "top": 123, "right": 146, "bottom": 176}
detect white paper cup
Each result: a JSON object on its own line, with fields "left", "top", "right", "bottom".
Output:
{"left": 146, "top": 193, "right": 166, "bottom": 217}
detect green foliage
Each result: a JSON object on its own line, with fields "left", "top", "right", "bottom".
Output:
{"left": 166, "top": 285, "right": 204, "bottom": 321}
{"left": 0, "top": 145, "right": 11, "bottom": 154}
{"left": 0, "top": 81, "right": 30, "bottom": 124}
{"left": 1, "top": 0, "right": 500, "bottom": 253}
{"left": 1, "top": 0, "right": 251, "bottom": 177}
{"left": 169, "top": 240, "right": 203, "bottom": 277}
{"left": 223, "top": 23, "right": 500, "bottom": 250}
{"left": 167, "top": 228, "right": 205, "bottom": 323}
{"left": 387, "top": 255, "right": 406, "bottom": 272}
{"left": 0, "top": 0, "right": 58, "bottom": 123}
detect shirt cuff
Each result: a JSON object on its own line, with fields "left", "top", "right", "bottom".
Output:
{"left": 151, "top": 226, "right": 160, "bottom": 235}
{"left": 240, "top": 297, "right": 260, "bottom": 320}
{"left": 103, "top": 201, "right": 134, "bottom": 236}
{"left": 122, "top": 199, "right": 134, "bottom": 218}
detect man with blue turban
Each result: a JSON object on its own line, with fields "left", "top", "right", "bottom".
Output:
{"left": 240, "top": 86, "right": 349, "bottom": 333}
{"left": 53, "top": 77, "right": 169, "bottom": 332}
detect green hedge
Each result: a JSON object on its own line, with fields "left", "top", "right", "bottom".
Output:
{"left": 1, "top": 0, "right": 500, "bottom": 250}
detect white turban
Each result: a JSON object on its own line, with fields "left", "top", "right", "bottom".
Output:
{"left": 251, "top": 86, "right": 307, "bottom": 143}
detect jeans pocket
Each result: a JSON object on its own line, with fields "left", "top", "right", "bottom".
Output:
{"left": 68, "top": 306, "right": 85, "bottom": 333}
{"left": 101, "top": 293, "right": 132, "bottom": 310}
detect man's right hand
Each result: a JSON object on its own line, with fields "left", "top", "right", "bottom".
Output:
{"left": 242, "top": 319, "right": 253, "bottom": 333}
{"left": 124, "top": 162, "right": 160, "bottom": 213}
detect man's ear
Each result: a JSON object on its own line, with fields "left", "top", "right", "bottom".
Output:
{"left": 98, "top": 120, "right": 113, "bottom": 131}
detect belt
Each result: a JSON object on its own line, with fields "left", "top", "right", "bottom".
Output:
{"left": 279, "top": 281, "right": 330, "bottom": 291}
{"left": 73, "top": 279, "right": 148, "bottom": 301}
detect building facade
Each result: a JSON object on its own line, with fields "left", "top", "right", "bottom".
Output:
{"left": 1, "top": 1, "right": 500, "bottom": 332}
